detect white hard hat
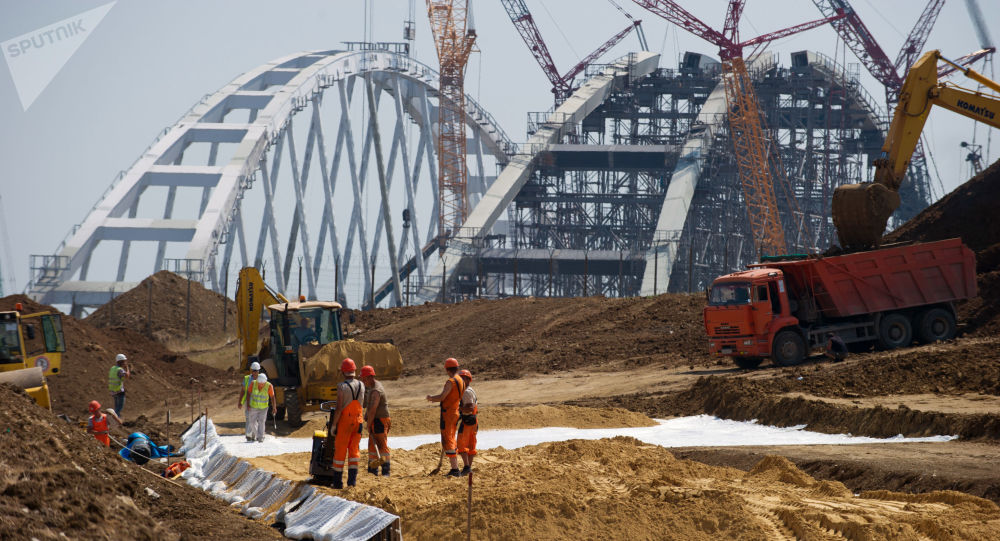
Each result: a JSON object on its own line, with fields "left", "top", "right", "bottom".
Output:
{"left": 249, "top": 361, "right": 261, "bottom": 371}
{"left": 257, "top": 373, "right": 267, "bottom": 384}
{"left": 116, "top": 353, "right": 127, "bottom": 363}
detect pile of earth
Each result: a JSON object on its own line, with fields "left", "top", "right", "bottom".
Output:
{"left": 0, "top": 294, "right": 239, "bottom": 426}
{"left": 350, "top": 293, "right": 710, "bottom": 379}
{"left": 86, "top": 270, "right": 237, "bottom": 348}
{"left": 248, "top": 437, "right": 1000, "bottom": 540}
{"left": 885, "top": 157, "right": 1000, "bottom": 335}
{"left": 0, "top": 384, "right": 282, "bottom": 540}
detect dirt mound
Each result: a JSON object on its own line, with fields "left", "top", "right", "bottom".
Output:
{"left": 1, "top": 294, "right": 238, "bottom": 422}
{"left": 885, "top": 157, "right": 1000, "bottom": 334}
{"left": 756, "top": 338, "right": 1000, "bottom": 398}
{"left": 351, "top": 293, "right": 710, "bottom": 379}
{"left": 0, "top": 384, "right": 282, "bottom": 540}
{"left": 885, "top": 157, "right": 1000, "bottom": 253}
{"left": 86, "top": 270, "right": 236, "bottom": 347}
{"left": 249, "top": 437, "right": 1000, "bottom": 540}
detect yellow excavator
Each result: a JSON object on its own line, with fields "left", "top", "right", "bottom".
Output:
{"left": 833, "top": 50, "right": 1000, "bottom": 248}
{"left": 235, "top": 268, "right": 403, "bottom": 425}
{"left": 0, "top": 303, "right": 66, "bottom": 409}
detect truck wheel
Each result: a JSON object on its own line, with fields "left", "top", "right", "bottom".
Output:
{"left": 274, "top": 406, "right": 286, "bottom": 421}
{"left": 734, "top": 357, "right": 763, "bottom": 369}
{"left": 285, "top": 389, "right": 303, "bottom": 427}
{"left": 917, "top": 308, "right": 956, "bottom": 343}
{"left": 877, "top": 313, "right": 913, "bottom": 349}
{"left": 772, "top": 331, "right": 805, "bottom": 367}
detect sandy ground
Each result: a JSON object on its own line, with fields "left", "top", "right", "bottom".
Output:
{"left": 247, "top": 439, "right": 1000, "bottom": 540}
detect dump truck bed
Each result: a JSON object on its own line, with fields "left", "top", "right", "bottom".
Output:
{"left": 751, "top": 238, "right": 976, "bottom": 318}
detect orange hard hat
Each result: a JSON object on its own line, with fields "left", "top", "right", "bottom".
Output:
{"left": 341, "top": 358, "right": 357, "bottom": 373}
{"left": 458, "top": 369, "right": 472, "bottom": 380}
{"left": 360, "top": 365, "right": 376, "bottom": 378}
{"left": 444, "top": 357, "right": 459, "bottom": 369}
{"left": 88, "top": 400, "right": 101, "bottom": 413}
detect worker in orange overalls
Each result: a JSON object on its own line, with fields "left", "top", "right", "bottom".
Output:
{"left": 426, "top": 357, "right": 466, "bottom": 477}
{"left": 86, "top": 400, "right": 121, "bottom": 447}
{"left": 331, "top": 357, "right": 365, "bottom": 489}
{"left": 456, "top": 369, "right": 478, "bottom": 476}
{"left": 362, "top": 365, "right": 391, "bottom": 477}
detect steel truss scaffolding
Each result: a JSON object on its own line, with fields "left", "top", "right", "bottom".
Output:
{"left": 454, "top": 50, "right": 911, "bottom": 300}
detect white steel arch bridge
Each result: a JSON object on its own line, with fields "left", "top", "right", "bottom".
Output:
{"left": 27, "top": 44, "right": 515, "bottom": 313}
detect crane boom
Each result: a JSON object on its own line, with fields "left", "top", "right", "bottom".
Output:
{"left": 427, "top": 0, "right": 477, "bottom": 237}
{"left": 811, "top": 0, "right": 899, "bottom": 89}
{"left": 894, "top": 0, "right": 945, "bottom": 75}
{"left": 501, "top": 0, "right": 643, "bottom": 101}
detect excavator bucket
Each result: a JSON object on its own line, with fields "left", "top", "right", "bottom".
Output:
{"left": 299, "top": 339, "right": 404, "bottom": 393}
{"left": 831, "top": 183, "right": 901, "bottom": 249}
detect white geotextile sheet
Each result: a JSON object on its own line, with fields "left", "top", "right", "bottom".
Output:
{"left": 216, "top": 414, "right": 958, "bottom": 459}
{"left": 180, "top": 416, "right": 398, "bottom": 539}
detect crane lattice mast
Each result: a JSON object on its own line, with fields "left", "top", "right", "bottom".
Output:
{"left": 632, "top": 0, "right": 844, "bottom": 256}
{"left": 426, "top": 0, "right": 477, "bottom": 239}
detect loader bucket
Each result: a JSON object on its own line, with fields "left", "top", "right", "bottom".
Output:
{"left": 299, "top": 339, "right": 404, "bottom": 393}
{"left": 831, "top": 182, "right": 900, "bottom": 249}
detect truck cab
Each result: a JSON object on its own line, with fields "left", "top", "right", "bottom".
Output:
{"left": 704, "top": 268, "right": 801, "bottom": 369}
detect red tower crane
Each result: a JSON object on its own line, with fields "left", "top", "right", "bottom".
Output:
{"left": 501, "top": 0, "right": 645, "bottom": 102}
{"left": 631, "top": 1, "right": 844, "bottom": 255}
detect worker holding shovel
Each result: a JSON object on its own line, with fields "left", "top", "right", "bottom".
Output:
{"left": 362, "top": 365, "right": 391, "bottom": 477}
{"left": 426, "top": 357, "right": 466, "bottom": 477}
{"left": 456, "top": 369, "right": 478, "bottom": 477}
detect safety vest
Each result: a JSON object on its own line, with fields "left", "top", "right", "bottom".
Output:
{"left": 90, "top": 413, "right": 110, "bottom": 446}
{"left": 240, "top": 375, "right": 252, "bottom": 406}
{"left": 249, "top": 382, "right": 272, "bottom": 409}
{"left": 108, "top": 365, "right": 123, "bottom": 392}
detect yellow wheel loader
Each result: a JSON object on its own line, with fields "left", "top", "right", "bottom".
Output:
{"left": 235, "top": 268, "right": 403, "bottom": 426}
{"left": 0, "top": 303, "right": 66, "bottom": 409}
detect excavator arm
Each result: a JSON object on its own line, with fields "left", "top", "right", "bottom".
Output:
{"left": 833, "top": 50, "right": 1000, "bottom": 248}
{"left": 235, "top": 267, "right": 288, "bottom": 370}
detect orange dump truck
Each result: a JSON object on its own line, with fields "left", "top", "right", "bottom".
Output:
{"left": 703, "top": 238, "right": 977, "bottom": 368}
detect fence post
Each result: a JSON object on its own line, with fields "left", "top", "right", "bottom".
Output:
{"left": 186, "top": 274, "right": 191, "bottom": 342}
{"left": 147, "top": 281, "right": 153, "bottom": 338}
{"left": 584, "top": 250, "right": 589, "bottom": 297}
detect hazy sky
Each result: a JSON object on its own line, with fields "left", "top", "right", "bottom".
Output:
{"left": 0, "top": 0, "right": 996, "bottom": 295}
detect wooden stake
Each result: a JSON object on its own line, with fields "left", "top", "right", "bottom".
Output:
{"left": 203, "top": 408, "right": 207, "bottom": 450}
{"left": 165, "top": 399, "right": 171, "bottom": 466}
{"left": 467, "top": 471, "right": 473, "bottom": 541}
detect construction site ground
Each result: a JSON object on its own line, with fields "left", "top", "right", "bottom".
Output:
{"left": 3, "top": 160, "right": 1000, "bottom": 539}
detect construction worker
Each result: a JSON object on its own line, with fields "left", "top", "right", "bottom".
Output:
{"left": 456, "top": 369, "right": 478, "bottom": 476}
{"left": 292, "top": 315, "right": 318, "bottom": 346}
{"left": 237, "top": 361, "right": 261, "bottom": 441}
{"left": 361, "top": 365, "right": 391, "bottom": 477}
{"left": 425, "top": 357, "right": 466, "bottom": 477}
{"left": 825, "top": 331, "right": 848, "bottom": 362}
{"left": 86, "top": 400, "right": 121, "bottom": 447}
{"left": 331, "top": 357, "right": 365, "bottom": 488}
{"left": 246, "top": 373, "right": 276, "bottom": 442}
{"left": 108, "top": 353, "right": 131, "bottom": 417}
